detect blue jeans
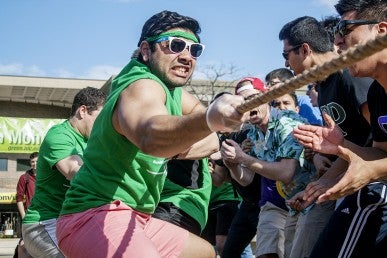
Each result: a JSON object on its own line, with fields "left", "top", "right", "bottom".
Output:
{"left": 241, "top": 243, "right": 254, "bottom": 258}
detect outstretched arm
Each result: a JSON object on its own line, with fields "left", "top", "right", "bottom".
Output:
{"left": 294, "top": 112, "right": 387, "bottom": 202}
{"left": 293, "top": 112, "right": 344, "bottom": 155}
{"left": 113, "top": 79, "right": 247, "bottom": 158}
{"left": 318, "top": 143, "right": 387, "bottom": 202}
{"left": 303, "top": 157, "right": 348, "bottom": 202}
{"left": 221, "top": 139, "right": 297, "bottom": 184}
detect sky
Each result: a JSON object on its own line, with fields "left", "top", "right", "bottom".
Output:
{"left": 0, "top": 0, "right": 338, "bottom": 82}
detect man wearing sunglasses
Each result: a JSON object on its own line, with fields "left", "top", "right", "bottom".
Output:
{"left": 278, "top": 15, "right": 373, "bottom": 258}
{"left": 293, "top": 0, "right": 387, "bottom": 257}
{"left": 55, "top": 10, "right": 247, "bottom": 258}
{"left": 152, "top": 36, "right": 205, "bottom": 58}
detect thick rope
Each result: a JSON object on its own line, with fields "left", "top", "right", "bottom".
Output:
{"left": 236, "top": 33, "right": 387, "bottom": 113}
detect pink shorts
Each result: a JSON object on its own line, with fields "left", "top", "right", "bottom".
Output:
{"left": 56, "top": 200, "right": 189, "bottom": 258}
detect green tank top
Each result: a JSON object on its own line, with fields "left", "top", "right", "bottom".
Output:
{"left": 61, "top": 59, "right": 182, "bottom": 215}
{"left": 210, "top": 183, "right": 241, "bottom": 203}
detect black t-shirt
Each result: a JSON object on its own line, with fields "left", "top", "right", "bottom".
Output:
{"left": 167, "top": 159, "right": 203, "bottom": 189}
{"left": 317, "top": 70, "right": 372, "bottom": 146}
{"left": 368, "top": 80, "right": 387, "bottom": 142}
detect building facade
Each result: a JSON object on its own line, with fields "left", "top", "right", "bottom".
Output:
{"left": 0, "top": 75, "right": 108, "bottom": 237}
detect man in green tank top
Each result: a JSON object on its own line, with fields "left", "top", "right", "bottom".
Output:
{"left": 56, "top": 10, "right": 248, "bottom": 258}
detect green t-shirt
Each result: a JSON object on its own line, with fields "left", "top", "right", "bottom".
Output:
{"left": 60, "top": 59, "right": 182, "bottom": 215}
{"left": 210, "top": 183, "right": 241, "bottom": 204}
{"left": 159, "top": 158, "right": 212, "bottom": 231}
{"left": 23, "top": 120, "right": 87, "bottom": 223}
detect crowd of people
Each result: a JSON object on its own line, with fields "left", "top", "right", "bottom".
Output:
{"left": 15, "top": 0, "right": 386, "bottom": 257}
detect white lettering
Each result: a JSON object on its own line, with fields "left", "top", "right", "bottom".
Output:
{"left": 9, "top": 130, "right": 42, "bottom": 145}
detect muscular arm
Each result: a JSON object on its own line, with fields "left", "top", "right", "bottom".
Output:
{"left": 113, "top": 80, "right": 244, "bottom": 158}
{"left": 175, "top": 91, "right": 220, "bottom": 159}
{"left": 55, "top": 155, "right": 83, "bottom": 180}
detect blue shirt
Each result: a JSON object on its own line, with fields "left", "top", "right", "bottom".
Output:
{"left": 297, "top": 95, "right": 322, "bottom": 126}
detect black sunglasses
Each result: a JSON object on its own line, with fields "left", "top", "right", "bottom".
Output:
{"left": 154, "top": 36, "right": 205, "bottom": 58}
{"left": 334, "top": 20, "right": 380, "bottom": 38}
{"left": 282, "top": 44, "right": 302, "bottom": 60}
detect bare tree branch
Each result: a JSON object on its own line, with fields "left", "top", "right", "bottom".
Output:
{"left": 185, "top": 63, "right": 241, "bottom": 105}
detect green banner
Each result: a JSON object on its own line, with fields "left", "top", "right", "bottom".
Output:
{"left": 0, "top": 117, "right": 64, "bottom": 153}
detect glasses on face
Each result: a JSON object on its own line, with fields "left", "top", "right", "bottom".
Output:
{"left": 282, "top": 44, "right": 302, "bottom": 60}
{"left": 154, "top": 36, "right": 205, "bottom": 58}
{"left": 334, "top": 20, "right": 380, "bottom": 38}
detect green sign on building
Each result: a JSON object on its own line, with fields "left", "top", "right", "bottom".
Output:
{"left": 0, "top": 117, "right": 64, "bottom": 153}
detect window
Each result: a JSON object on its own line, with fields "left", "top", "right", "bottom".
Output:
{"left": 0, "top": 159, "right": 7, "bottom": 171}
{"left": 16, "top": 159, "right": 29, "bottom": 172}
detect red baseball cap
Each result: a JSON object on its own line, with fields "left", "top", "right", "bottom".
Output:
{"left": 235, "top": 77, "right": 267, "bottom": 95}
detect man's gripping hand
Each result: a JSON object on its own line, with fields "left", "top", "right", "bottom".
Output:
{"left": 206, "top": 94, "right": 248, "bottom": 132}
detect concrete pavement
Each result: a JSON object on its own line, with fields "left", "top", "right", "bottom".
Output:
{"left": 0, "top": 238, "right": 19, "bottom": 258}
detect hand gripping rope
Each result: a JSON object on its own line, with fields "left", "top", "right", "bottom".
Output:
{"left": 236, "top": 34, "right": 387, "bottom": 114}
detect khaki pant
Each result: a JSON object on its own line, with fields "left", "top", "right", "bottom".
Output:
{"left": 289, "top": 201, "right": 335, "bottom": 258}
{"left": 255, "top": 202, "right": 288, "bottom": 258}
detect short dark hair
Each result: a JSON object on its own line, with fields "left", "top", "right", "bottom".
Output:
{"left": 320, "top": 15, "right": 340, "bottom": 44}
{"left": 136, "top": 10, "right": 202, "bottom": 61}
{"left": 272, "top": 92, "right": 299, "bottom": 108}
{"left": 265, "top": 68, "right": 294, "bottom": 84}
{"left": 30, "top": 152, "right": 38, "bottom": 160}
{"left": 279, "top": 16, "right": 333, "bottom": 53}
{"left": 70, "top": 87, "right": 107, "bottom": 117}
{"left": 288, "top": 91, "right": 299, "bottom": 107}
{"left": 138, "top": 10, "right": 201, "bottom": 46}
{"left": 335, "top": 0, "right": 387, "bottom": 20}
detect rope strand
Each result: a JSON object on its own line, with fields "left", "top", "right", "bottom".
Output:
{"left": 236, "top": 34, "right": 387, "bottom": 113}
